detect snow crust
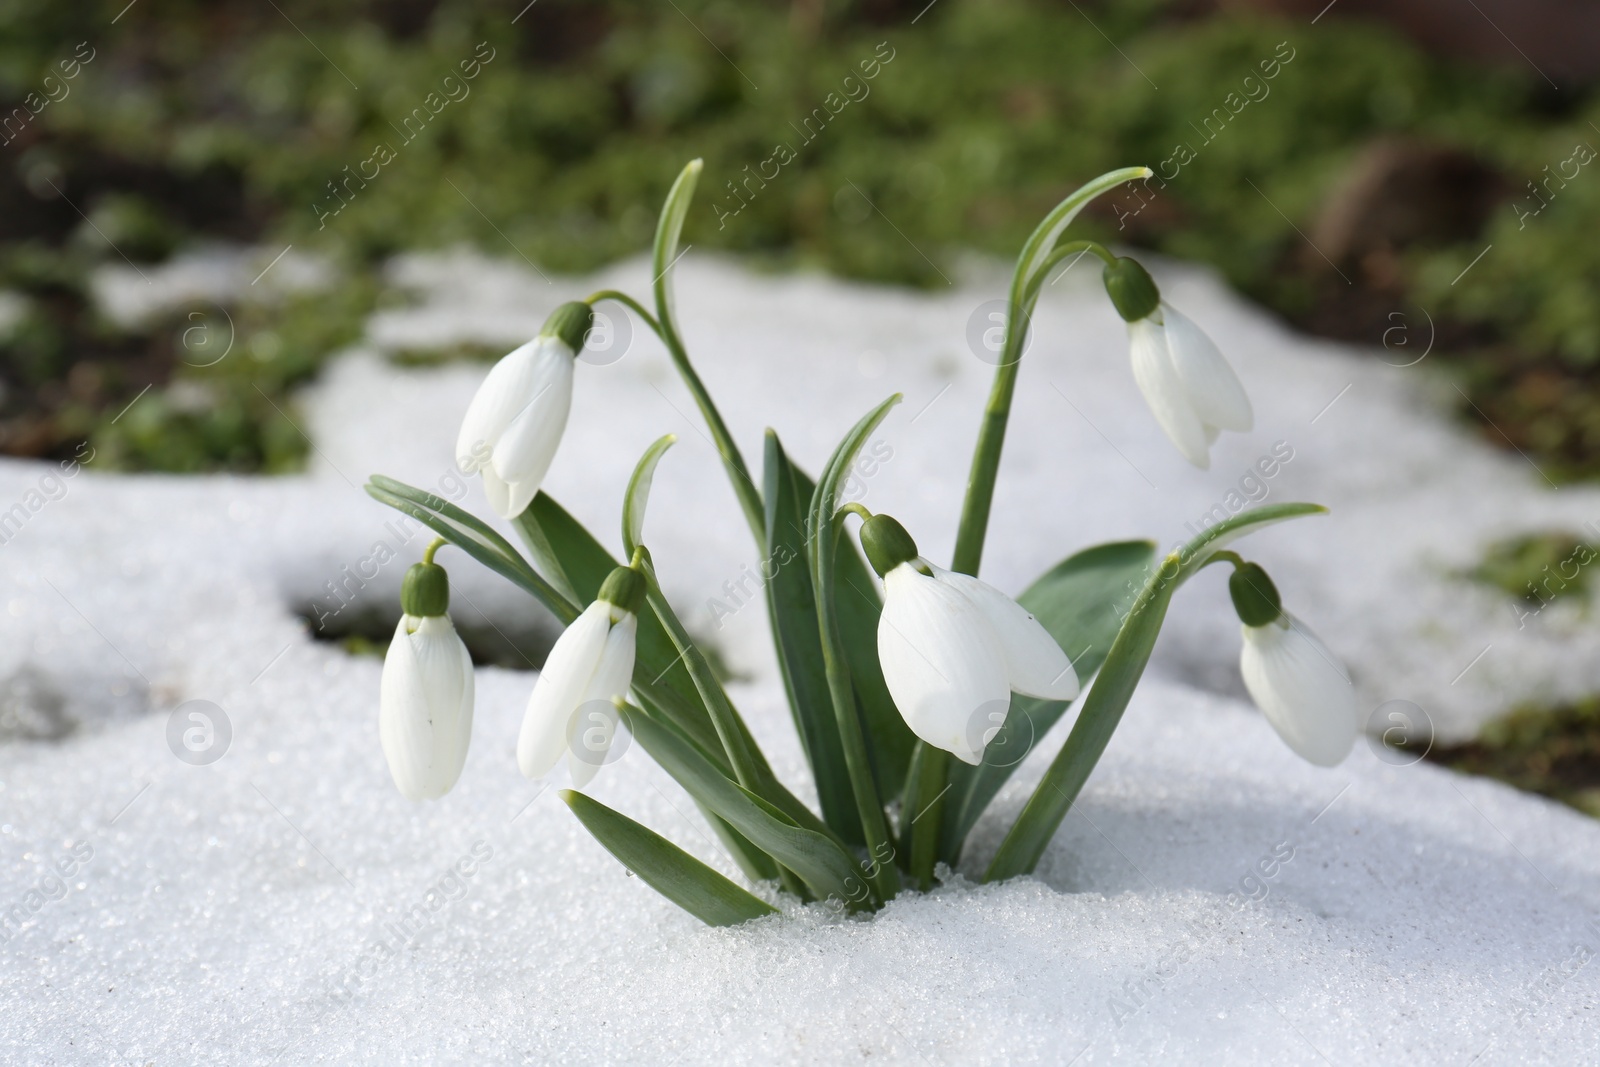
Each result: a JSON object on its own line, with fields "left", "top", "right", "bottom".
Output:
{"left": 1, "top": 251, "right": 1597, "bottom": 1064}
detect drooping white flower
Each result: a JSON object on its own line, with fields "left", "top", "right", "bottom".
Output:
{"left": 455, "top": 301, "right": 593, "bottom": 519}
{"left": 1239, "top": 615, "right": 1358, "bottom": 767}
{"left": 380, "top": 556, "right": 474, "bottom": 800}
{"left": 1228, "top": 561, "right": 1356, "bottom": 767}
{"left": 1104, "top": 256, "right": 1251, "bottom": 469}
{"left": 517, "top": 566, "right": 643, "bottom": 787}
{"left": 861, "top": 515, "right": 1078, "bottom": 766}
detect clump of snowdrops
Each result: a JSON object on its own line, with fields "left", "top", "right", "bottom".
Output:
{"left": 367, "top": 161, "right": 1356, "bottom": 924}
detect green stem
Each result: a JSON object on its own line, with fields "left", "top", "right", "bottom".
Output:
{"left": 636, "top": 555, "right": 807, "bottom": 899}
{"left": 1020, "top": 240, "right": 1116, "bottom": 308}
{"left": 421, "top": 536, "right": 446, "bottom": 565}
{"left": 815, "top": 519, "right": 900, "bottom": 902}
{"left": 585, "top": 289, "right": 662, "bottom": 336}
{"left": 637, "top": 553, "right": 764, "bottom": 792}
{"left": 906, "top": 745, "right": 948, "bottom": 890}
{"left": 948, "top": 243, "right": 1112, "bottom": 579}
{"left": 590, "top": 284, "right": 764, "bottom": 545}
{"left": 650, "top": 271, "right": 765, "bottom": 547}
{"left": 949, "top": 169, "right": 1148, "bottom": 578}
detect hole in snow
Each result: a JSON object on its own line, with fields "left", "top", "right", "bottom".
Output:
{"left": 295, "top": 597, "right": 560, "bottom": 671}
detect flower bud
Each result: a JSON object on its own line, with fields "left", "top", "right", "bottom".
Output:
{"left": 860, "top": 514, "right": 920, "bottom": 578}
{"left": 1102, "top": 256, "right": 1161, "bottom": 323}
{"left": 541, "top": 300, "right": 595, "bottom": 355}
{"left": 1228, "top": 562, "right": 1282, "bottom": 628}
{"left": 597, "top": 565, "right": 647, "bottom": 616}
{"left": 401, "top": 561, "right": 449, "bottom": 617}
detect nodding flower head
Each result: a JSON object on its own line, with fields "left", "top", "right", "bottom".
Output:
{"left": 1230, "top": 562, "right": 1357, "bottom": 767}
{"left": 380, "top": 555, "right": 475, "bottom": 800}
{"left": 863, "top": 514, "right": 1078, "bottom": 765}
{"left": 517, "top": 565, "right": 644, "bottom": 787}
{"left": 455, "top": 301, "right": 595, "bottom": 519}
{"left": 1105, "top": 257, "right": 1252, "bottom": 469}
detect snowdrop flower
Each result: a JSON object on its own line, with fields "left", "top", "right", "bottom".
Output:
{"left": 1230, "top": 562, "right": 1357, "bottom": 767}
{"left": 455, "top": 301, "right": 595, "bottom": 519}
{"left": 380, "top": 544, "right": 474, "bottom": 800}
{"left": 518, "top": 565, "right": 644, "bottom": 787}
{"left": 859, "top": 514, "right": 1078, "bottom": 765}
{"left": 1103, "top": 256, "right": 1252, "bottom": 469}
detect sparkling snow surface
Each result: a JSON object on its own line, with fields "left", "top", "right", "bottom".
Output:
{"left": 1, "top": 253, "right": 1597, "bottom": 1064}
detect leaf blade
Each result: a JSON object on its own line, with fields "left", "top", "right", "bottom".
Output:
{"left": 623, "top": 433, "right": 677, "bottom": 559}
{"left": 628, "top": 708, "right": 867, "bottom": 906}
{"left": 984, "top": 504, "right": 1328, "bottom": 880}
{"left": 560, "top": 790, "right": 776, "bottom": 927}
{"left": 762, "top": 431, "right": 863, "bottom": 845}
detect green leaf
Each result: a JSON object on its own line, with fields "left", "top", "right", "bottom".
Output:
{"left": 833, "top": 537, "right": 917, "bottom": 798}
{"left": 762, "top": 431, "right": 918, "bottom": 841}
{"left": 653, "top": 158, "right": 701, "bottom": 336}
{"left": 941, "top": 540, "right": 1157, "bottom": 860}
{"left": 623, "top": 433, "right": 676, "bottom": 559}
{"left": 518, "top": 493, "right": 698, "bottom": 707}
{"left": 1170, "top": 502, "right": 1329, "bottom": 583}
{"left": 514, "top": 493, "right": 779, "bottom": 882}
{"left": 627, "top": 707, "right": 869, "bottom": 907}
{"left": 365, "top": 478, "right": 575, "bottom": 623}
{"left": 983, "top": 562, "right": 1177, "bottom": 883}
{"left": 984, "top": 504, "right": 1328, "bottom": 881}
{"left": 560, "top": 790, "right": 776, "bottom": 927}
{"left": 806, "top": 394, "right": 904, "bottom": 902}
{"left": 1012, "top": 167, "right": 1150, "bottom": 301}
{"left": 763, "top": 431, "right": 862, "bottom": 845}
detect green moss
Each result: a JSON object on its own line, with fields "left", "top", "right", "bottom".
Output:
{"left": 1431, "top": 697, "right": 1600, "bottom": 819}
{"left": 387, "top": 341, "right": 507, "bottom": 367}
{"left": 2, "top": 1, "right": 1599, "bottom": 473}
{"left": 85, "top": 279, "right": 377, "bottom": 472}
{"left": 1466, "top": 531, "right": 1597, "bottom": 604}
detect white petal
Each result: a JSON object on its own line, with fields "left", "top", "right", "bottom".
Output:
{"left": 479, "top": 463, "right": 515, "bottom": 519}
{"left": 380, "top": 615, "right": 473, "bottom": 801}
{"left": 932, "top": 567, "right": 1079, "bottom": 701}
{"left": 517, "top": 600, "right": 611, "bottom": 779}
{"left": 455, "top": 341, "right": 542, "bottom": 470}
{"left": 1128, "top": 317, "right": 1211, "bottom": 469}
{"left": 488, "top": 342, "right": 574, "bottom": 518}
{"left": 566, "top": 613, "right": 637, "bottom": 787}
{"left": 877, "top": 563, "right": 1011, "bottom": 765}
{"left": 1239, "top": 615, "right": 1358, "bottom": 767}
{"left": 1161, "top": 303, "right": 1252, "bottom": 433}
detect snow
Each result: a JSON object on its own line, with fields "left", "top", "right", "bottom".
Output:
{"left": 1, "top": 250, "right": 1597, "bottom": 1064}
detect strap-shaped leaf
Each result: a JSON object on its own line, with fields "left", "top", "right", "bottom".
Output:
{"left": 806, "top": 394, "right": 904, "bottom": 902}
{"left": 983, "top": 558, "right": 1177, "bottom": 882}
{"left": 763, "top": 431, "right": 861, "bottom": 843}
{"left": 985, "top": 504, "right": 1328, "bottom": 881}
{"left": 623, "top": 433, "right": 676, "bottom": 559}
{"left": 940, "top": 540, "right": 1156, "bottom": 860}
{"left": 1170, "top": 502, "right": 1328, "bottom": 581}
{"left": 627, "top": 708, "right": 868, "bottom": 907}
{"left": 514, "top": 492, "right": 785, "bottom": 881}
{"left": 832, "top": 534, "right": 916, "bottom": 798}
{"left": 561, "top": 790, "right": 776, "bottom": 927}
{"left": 365, "top": 477, "right": 575, "bottom": 623}
{"left": 1011, "top": 167, "right": 1151, "bottom": 303}
{"left": 765, "top": 432, "right": 915, "bottom": 818}
{"left": 653, "top": 159, "right": 701, "bottom": 334}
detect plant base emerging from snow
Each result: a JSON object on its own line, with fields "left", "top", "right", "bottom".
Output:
{"left": 366, "top": 160, "right": 1357, "bottom": 925}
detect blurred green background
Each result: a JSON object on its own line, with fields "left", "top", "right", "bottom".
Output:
{"left": 2, "top": 0, "right": 1599, "bottom": 475}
